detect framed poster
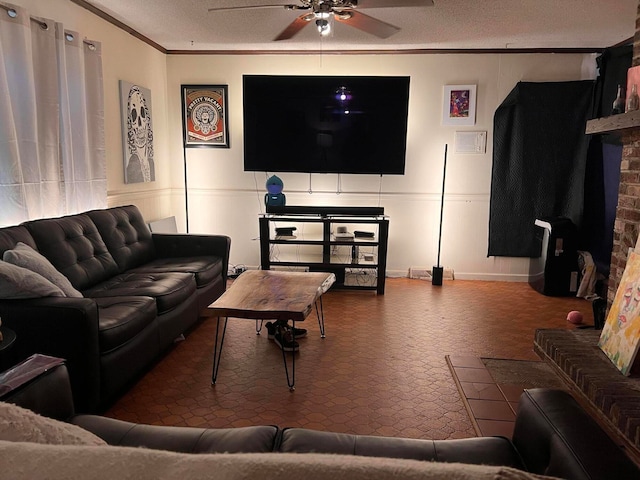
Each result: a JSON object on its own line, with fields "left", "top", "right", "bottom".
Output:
{"left": 442, "top": 85, "right": 476, "bottom": 126}
{"left": 181, "top": 85, "right": 229, "bottom": 148}
{"left": 120, "top": 80, "right": 155, "bottom": 183}
{"left": 598, "top": 250, "right": 640, "bottom": 375}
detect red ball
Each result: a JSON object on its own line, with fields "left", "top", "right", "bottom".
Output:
{"left": 567, "top": 310, "right": 583, "bottom": 325}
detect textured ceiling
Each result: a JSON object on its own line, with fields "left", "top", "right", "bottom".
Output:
{"left": 80, "top": 0, "right": 637, "bottom": 52}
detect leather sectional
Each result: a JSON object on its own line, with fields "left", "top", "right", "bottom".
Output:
{"left": 0, "top": 205, "right": 230, "bottom": 413}
{"left": 3, "top": 358, "right": 639, "bottom": 480}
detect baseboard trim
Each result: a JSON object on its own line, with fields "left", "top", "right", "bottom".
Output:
{"left": 240, "top": 267, "right": 529, "bottom": 283}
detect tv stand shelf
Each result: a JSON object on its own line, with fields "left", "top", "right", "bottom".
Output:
{"left": 259, "top": 212, "right": 389, "bottom": 294}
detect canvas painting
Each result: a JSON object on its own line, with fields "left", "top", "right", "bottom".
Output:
{"left": 598, "top": 250, "right": 640, "bottom": 375}
{"left": 627, "top": 65, "right": 640, "bottom": 108}
{"left": 120, "top": 81, "right": 155, "bottom": 184}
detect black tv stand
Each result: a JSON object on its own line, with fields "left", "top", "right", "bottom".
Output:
{"left": 259, "top": 209, "right": 389, "bottom": 294}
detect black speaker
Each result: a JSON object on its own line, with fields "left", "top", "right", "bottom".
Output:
{"left": 432, "top": 266, "right": 443, "bottom": 286}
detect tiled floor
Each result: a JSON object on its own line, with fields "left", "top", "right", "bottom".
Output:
{"left": 446, "top": 355, "right": 530, "bottom": 438}
{"left": 106, "top": 278, "right": 593, "bottom": 440}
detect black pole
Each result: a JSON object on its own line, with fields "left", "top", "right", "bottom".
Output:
{"left": 432, "top": 144, "right": 448, "bottom": 286}
{"left": 183, "top": 146, "right": 189, "bottom": 233}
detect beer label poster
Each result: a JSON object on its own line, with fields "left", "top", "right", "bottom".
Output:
{"left": 182, "top": 85, "right": 229, "bottom": 148}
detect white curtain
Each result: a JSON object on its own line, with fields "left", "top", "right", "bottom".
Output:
{"left": 0, "top": 4, "right": 105, "bottom": 227}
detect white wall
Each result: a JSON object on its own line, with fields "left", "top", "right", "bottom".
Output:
{"left": 166, "top": 53, "right": 596, "bottom": 280}
{"left": 13, "top": 0, "right": 598, "bottom": 280}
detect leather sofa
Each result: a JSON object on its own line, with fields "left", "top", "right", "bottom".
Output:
{"left": 2, "top": 356, "right": 639, "bottom": 480}
{"left": 0, "top": 205, "right": 230, "bottom": 413}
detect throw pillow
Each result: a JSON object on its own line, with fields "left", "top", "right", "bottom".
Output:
{"left": 0, "top": 402, "right": 106, "bottom": 446}
{"left": 3, "top": 243, "right": 82, "bottom": 298}
{"left": 0, "top": 261, "right": 65, "bottom": 299}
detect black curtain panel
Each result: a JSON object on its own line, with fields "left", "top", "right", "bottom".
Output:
{"left": 488, "top": 80, "right": 595, "bottom": 257}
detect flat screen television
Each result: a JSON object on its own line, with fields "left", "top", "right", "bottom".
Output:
{"left": 242, "top": 75, "right": 410, "bottom": 175}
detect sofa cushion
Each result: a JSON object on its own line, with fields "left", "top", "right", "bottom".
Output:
{"left": 130, "top": 256, "right": 223, "bottom": 288}
{"left": 3, "top": 243, "right": 83, "bottom": 298}
{"left": 71, "top": 415, "right": 278, "bottom": 453}
{"left": 0, "top": 402, "right": 106, "bottom": 446}
{"left": 83, "top": 272, "right": 196, "bottom": 314}
{"left": 279, "top": 428, "right": 524, "bottom": 469}
{"left": 24, "top": 214, "right": 119, "bottom": 290}
{"left": 86, "top": 205, "right": 154, "bottom": 272}
{"left": 0, "top": 444, "right": 560, "bottom": 480}
{"left": 0, "top": 260, "right": 65, "bottom": 299}
{"left": 94, "top": 297, "right": 157, "bottom": 354}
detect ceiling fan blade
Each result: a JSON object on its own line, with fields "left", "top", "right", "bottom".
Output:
{"left": 335, "top": 11, "right": 400, "bottom": 39}
{"left": 208, "top": 4, "right": 303, "bottom": 13}
{"left": 274, "top": 15, "right": 311, "bottom": 41}
{"left": 354, "top": 0, "right": 433, "bottom": 8}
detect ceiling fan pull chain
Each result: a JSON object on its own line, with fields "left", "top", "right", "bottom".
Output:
{"left": 336, "top": 173, "right": 341, "bottom": 194}
{"left": 308, "top": 172, "right": 313, "bottom": 194}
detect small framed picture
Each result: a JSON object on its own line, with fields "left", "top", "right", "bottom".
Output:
{"left": 181, "top": 85, "right": 229, "bottom": 148}
{"left": 442, "top": 85, "right": 477, "bottom": 126}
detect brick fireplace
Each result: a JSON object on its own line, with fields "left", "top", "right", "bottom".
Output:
{"left": 536, "top": 1, "right": 640, "bottom": 466}
{"left": 607, "top": 1, "right": 640, "bottom": 305}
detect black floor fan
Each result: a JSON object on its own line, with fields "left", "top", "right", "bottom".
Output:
{"left": 433, "top": 144, "right": 448, "bottom": 286}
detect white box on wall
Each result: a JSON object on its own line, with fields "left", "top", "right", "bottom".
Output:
{"left": 454, "top": 131, "right": 487, "bottom": 154}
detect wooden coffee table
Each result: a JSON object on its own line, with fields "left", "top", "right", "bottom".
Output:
{"left": 205, "top": 270, "right": 335, "bottom": 391}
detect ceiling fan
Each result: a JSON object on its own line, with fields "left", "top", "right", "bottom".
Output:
{"left": 207, "top": 0, "right": 434, "bottom": 41}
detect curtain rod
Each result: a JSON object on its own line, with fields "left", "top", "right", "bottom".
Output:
{"left": 0, "top": 2, "right": 97, "bottom": 49}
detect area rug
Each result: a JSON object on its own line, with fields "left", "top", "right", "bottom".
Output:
{"left": 481, "top": 358, "right": 566, "bottom": 389}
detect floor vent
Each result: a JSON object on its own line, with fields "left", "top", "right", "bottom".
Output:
{"left": 409, "top": 266, "right": 454, "bottom": 280}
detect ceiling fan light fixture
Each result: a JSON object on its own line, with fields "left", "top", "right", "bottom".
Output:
{"left": 316, "top": 18, "right": 330, "bottom": 35}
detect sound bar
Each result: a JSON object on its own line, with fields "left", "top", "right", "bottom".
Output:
{"left": 266, "top": 205, "right": 384, "bottom": 216}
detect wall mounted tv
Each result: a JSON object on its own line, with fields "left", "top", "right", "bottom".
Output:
{"left": 242, "top": 75, "right": 410, "bottom": 175}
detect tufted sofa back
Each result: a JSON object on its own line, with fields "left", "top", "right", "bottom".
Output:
{"left": 0, "top": 225, "right": 38, "bottom": 258}
{"left": 86, "top": 205, "right": 154, "bottom": 273}
{"left": 8, "top": 206, "right": 155, "bottom": 291}
{"left": 24, "top": 214, "right": 120, "bottom": 291}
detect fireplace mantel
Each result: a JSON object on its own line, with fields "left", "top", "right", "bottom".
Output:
{"left": 586, "top": 110, "right": 640, "bottom": 134}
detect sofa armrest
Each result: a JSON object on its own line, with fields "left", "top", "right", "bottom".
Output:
{"left": 512, "top": 388, "right": 640, "bottom": 480}
{"left": 152, "top": 233, "right": 231, "bottom": 281}
{"left": 0, "top": 297, "right": 101, "bottom": 413}
{"left": 1, "top": 359, "right": 75, "bottom": 421}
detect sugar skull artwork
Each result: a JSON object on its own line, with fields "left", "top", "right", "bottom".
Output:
{"left": 120, "top": 81, "right": 154, "bottom": 184}
{"left": 599, "top": 251, "right": 640, "bottom": 375}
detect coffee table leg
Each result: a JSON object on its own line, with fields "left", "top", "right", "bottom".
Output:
{"left": 255, "top": 319, "right": 263, "bottom": 335}
{"left": 211, "top": 316, "right": 228, "bottom": 385}
{"left": 315, "top": 298, "right": 326, "bottom": 338}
